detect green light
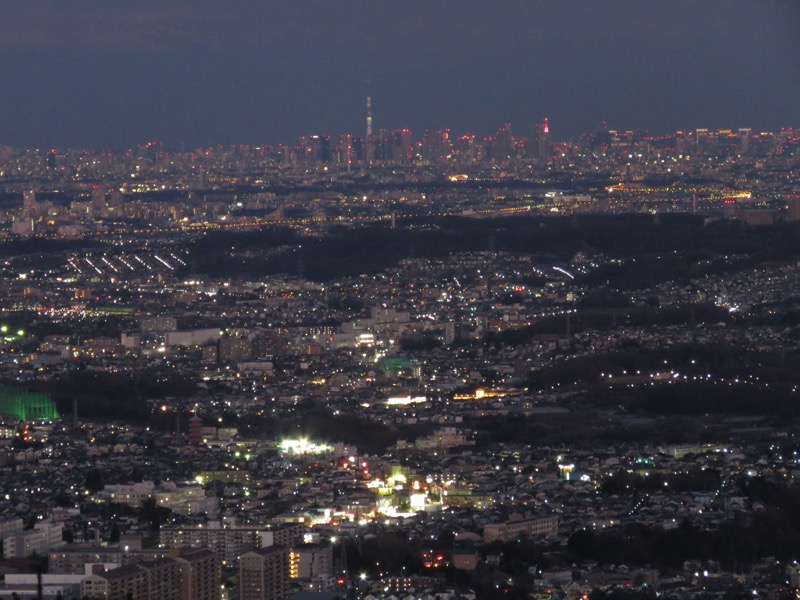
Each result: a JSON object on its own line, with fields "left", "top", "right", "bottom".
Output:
{"left": 0, "top": 326, "right": 6, "bottom": 333}
{"left": 16, "top": 330, "right": 23, "bottom": 336}
{"left": 0, "top": 385, "right": 59, "bottom": 421}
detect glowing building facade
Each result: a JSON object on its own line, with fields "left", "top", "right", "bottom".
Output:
{"left": 0, "top": 385, "right": 59, "bottom": 421}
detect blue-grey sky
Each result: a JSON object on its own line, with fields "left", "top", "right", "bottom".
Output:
{"left": 0, "top": 0, "right": 798, "bottom": 149}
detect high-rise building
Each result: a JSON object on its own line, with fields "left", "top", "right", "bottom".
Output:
{"left": 536, "top": 118, "right": 551, "bottom": 159}
{"left": 493, "top": 124, "right": 515, "bottom": 162}
{"left": 239, "top": 545, "right": 290, "bottom": 600}
{"left": 454, "top": 134, "right": 478, "bottom": 162}
{"left": 366, "top": 95, "right": 373, "bottom": 140}
{"left": 298, "top": 135, "right": 331, "bottom": 166}
{"left": 788, "top": 196, "right": 800, "bottom": 222}
{"left": 145, "top": 557, "right": 184, "bottom": 600}
{"left": 739, "top": 128, "right": 752, "bottom": 154}
{"left": 365, "top": 96, "right": 375, "bottom": 165}
{"left": 351, "top": 137, "right": 364, "bottom": 163}
{"left": 82, "top": 560, "right": 182, "bottom": 600}
{"left": 91, "top": 186, "right": 106, "bottom": 218}
{"left": 289, "top": 543, "right": 333, "bottom": 580}
{"left": 49, "top": 548, "right": 171, "bottom": 574}
{"left": 372, "top": 129, "right": 392, "bottom": 162}
{"left": 219, "top": 336, "right": 252, "bottom": 363}
{"left": 175, "top": 548, "right": 222, "bottom": 600}
{"left": 3, "top": 522, "right": 63, "bottom": 558}
{"left": 421, "top": 129, "right": 451, "bottom": 163}
{"left": 22, "top": 190, "right": 37, "bottom": 216}
{"left": 251, "top": 331, "right": 288, "bottom": 358}
{"left": 391, "top": 129, "right": 413, "bottom": 163}
{"left": 109, "top": 188, "right": 125, "bottom": 215}
{"left": 257, "top": 522, "right": 306, "bottom": 548}
{"left": 140, "top": 316, "right": 178, "bottom": 334}
{"left": 80, "top": 552, "right": 220, "bottom": 600}
{"left": 696, "top": 128, "right": 718, "bottom": 154}
{"left": 675, "top": 130, "right": 688, "bottom": 154}
{"left": 695, "top": 128, "right": 708, "bottom": 146}
{"left": 161, "top": 525, "right": 259, "bottom": 563}
{"left": 339, "top": 134, "right": 355, "bottom": 170}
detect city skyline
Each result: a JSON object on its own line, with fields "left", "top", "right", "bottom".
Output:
{"left": 3, "top": 2, "right": 800, "bottom": 596}
{"left": 0, "top": 117, "right": 795, "bottom": 155}
{"left": 0, "top": 1, "right": 798, "bottom": 149}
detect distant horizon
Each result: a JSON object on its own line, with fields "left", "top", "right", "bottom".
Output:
{"left": 0, "top": 2, "right": 797, "bottom": 150}
{"left": 2, "top": 119, "right": 797, "bottom": 154}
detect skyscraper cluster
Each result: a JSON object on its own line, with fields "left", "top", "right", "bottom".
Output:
{"left": 285, "top": 97, "right": 553, "bottom": 168}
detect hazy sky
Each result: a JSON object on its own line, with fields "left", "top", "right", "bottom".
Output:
{"left": 0, "top": 1, "right": 798, "bottom": 149}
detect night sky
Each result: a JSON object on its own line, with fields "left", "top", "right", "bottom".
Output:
{"left": 1, "top": 1, "right": 798, "bottom": 149}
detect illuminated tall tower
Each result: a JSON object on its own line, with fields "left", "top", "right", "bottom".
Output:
{"left": 366, "top": 96, "right": 373, "bottom": 140}
{"left": 536, "top": 118, "right": 551, "bottom": 159}
{"left": 365, "top": 96, "right": 375, "bottom": 165}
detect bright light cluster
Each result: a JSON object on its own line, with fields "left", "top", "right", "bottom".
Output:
{"left": 279, "top": 438, "right": 333, "bottom": 455}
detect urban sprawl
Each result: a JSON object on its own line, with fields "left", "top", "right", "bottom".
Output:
{"left": 0, "top": 122, "right": 799, "bottom": 600}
